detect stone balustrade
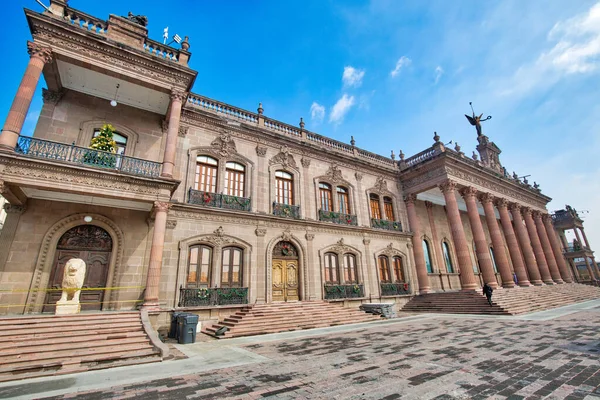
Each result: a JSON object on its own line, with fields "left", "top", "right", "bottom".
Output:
{"left": 64, "top": 8, "right": 108, "bottom": 35}
{"left": 143, "top": 38, "right": 181, "bottom": 62}
{"left": 186, "top": 94, "right": 259, "bottom": 123}
{"left": 402, "top": 147, "right": 437, "bottom": 168}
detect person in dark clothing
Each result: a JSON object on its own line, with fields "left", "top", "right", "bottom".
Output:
{"left": 482, "top": 283, "right": 493, "bottom": 306}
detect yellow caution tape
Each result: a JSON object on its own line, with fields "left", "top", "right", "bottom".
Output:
{"left": 0, "top": 299, "right": 144, "bottom": 308}
{"left": 0, "top": 286, "right": 146, "bottom": 293}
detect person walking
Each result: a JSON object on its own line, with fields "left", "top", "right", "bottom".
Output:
{"left": 482, "top": 283, "right": 493, "bottom": 306}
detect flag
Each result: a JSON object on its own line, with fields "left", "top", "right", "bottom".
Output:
{"left": 173, "top": 34, "right": 182, "bottom": 44}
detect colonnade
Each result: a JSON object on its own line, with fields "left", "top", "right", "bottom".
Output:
{"left": 406, "top": 181, "right": 573, "bottom": 293}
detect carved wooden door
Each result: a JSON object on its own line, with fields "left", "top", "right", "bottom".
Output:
{"left": 272, "top": 259, "right": 299, "bottom": 302}
{"left": 43, "top": 225, "right": 112, "bottom": 313}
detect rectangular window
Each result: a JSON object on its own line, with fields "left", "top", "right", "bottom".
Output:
{"left": 344, "top": 254, "right": 358, "bottom": 283}
{"left": 337, "top": 187, "right": 350, "bottom": 214}
{"left": 275, "top": 171, "right": 293, "bottom": 205}
{"left": 370, "top": 196, "right": 381, "bottom": 219}
{"left": 320, "top": 184, "right": 333, "bottom": 211}
{"left": 196, "top": 164, "right": 218, "bottom": 193}
{"left": 187, "top": 245, "right": 212, "bottom": 287}
{"left": 324, "top": 253, "right": 339, "bottom": 284}
{"left": 384, "top": 198, "right": 394, "bottom": 221}
{"left": 225, "top": 169, "right": 245, "bottom": 197}
{"left": 222, "top": 247, "right": 243, "bottom": 287}
{"left": 378, "top": 256, "right": 391, "bottom": 283}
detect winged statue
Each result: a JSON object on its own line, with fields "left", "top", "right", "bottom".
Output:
{"left": 465, "top": 102, "right": 491, "bottom": 136}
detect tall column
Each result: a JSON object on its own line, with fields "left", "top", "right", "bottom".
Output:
{"left": 496, "top": 199, "right": 530, "bottom": 286}
{"left": 480, "top": 194, "right": 514, "bottom": 288}
{"left": 534, "top": 213, "right": 564, "bottom": 283}
{"left": 160, "top": 89, "right": 186, "bottom": 178}
{"left": 522, "top": 208, "right": 554, "bottom": 284}
{"left": 424, "top": 201, "right": 445, "bottom": 273}
{"left": 580, "top": 228, "right": 592, "bottom": 249}
{"left": 0, "top": 42, "right": 52, "bottom": 151}
{"left": 143, "top": 201, "right": 171, "bottom": 309}
{"left": 510, "top": 203, "right": 542, "bottom": 285}
{"left": 439, "top": 181, "right": 478, "bottom": 290}
{"left": 573, "top": 228, "right": 584, "bottom": 250}
{"left": 542, "top": 215, "right": 573, "bottom": 283}
{"left": 590, "top": 257, "right": 600, "bottom": 280}
{"left": 404, "top": 194, "right": 431, "bottom": 294}
{"left": 460, "top": 187, "right": 497, "bottom": 289}
{"left": 583, "top": 257, "right": 595, "bottom": 281}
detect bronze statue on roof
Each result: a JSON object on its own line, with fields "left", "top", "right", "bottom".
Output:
{"left": 124, "top": 12, "right": 148, "bottom": 27}
{"left": 465, "top": 102, "right": 491, "bottom": 137}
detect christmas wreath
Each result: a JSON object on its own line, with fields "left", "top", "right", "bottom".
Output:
{"left": 202, "top": 193, "right": 212, "bottom": 203}
{"left": 281, "top": 243, "right": 291, "bottom": 256}
{"left": 403, "top": 283, "right": 409, "bottom": 291}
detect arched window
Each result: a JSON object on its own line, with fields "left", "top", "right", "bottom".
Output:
{"left": 324, "top": 252, "right": 339, "bottom": 284}
{"left": 225, "top": 162, "right": 245, "bottom": 197}
{"left": 489, "top": 247, "right": 498, "bottom": 273}
{"left": 343, "top": 253, "right": 358, "bottom": 283}
{"left": 337, "top": 186, "right": 350, "bottom": 214}
{"left": 319, "top": 183, "right": 333, "bottom": 211}
{"left": 93, "top": 129, "right": 127, "bottom": 155}
{"left": 378, "top": 255, "right": 392, "bottom": 283}
{"left": 383, "top": 197, "right": 394, "bottom": 221}
{"left": 187, "top": 245, "right": 212, "bottom": 287}
{"left": 275, "top": 171, "right": 293, "bottom": 205}
{"left": 393, "top": 256, "right": 405, "bottom": 282}
{"left": 422, "top": 240, "right": 433, "bottom": 273}
{"left": 370, "top": 194, "right": 382, "bottom": 219}
{"left": 442, "top": 241, "right": 454, "bottom": 273}
{"left": 221, "top": 247, "right": 243, "bottom": 287}
{"left": 196, "top": 156, "right": 218, "bottom": 193}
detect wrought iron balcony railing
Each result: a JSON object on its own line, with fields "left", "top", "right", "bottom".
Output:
{"left": 563, "top": 245, "right": 591, "bottom": 253}
{"left": 323, "top": 284, "right": 364, "bottom": 300}
{"left": 178, "top": 286, "right": 249, "bottom": 307}
{"left": 380, "top": 282, "right": 411, "bottom": 296}
{"left": 371, "top": 218, "right": 403, "bottom": 232}
{"left": 318, "top": 210, "right": 358, "bottom": 226}
{"left": 272, "top": 202, "right": 301, "bottom": 219}
{"left": 188, "top": 189, "right": 251, "bottom": 212}
{"left": 15, "top": 136, "right": 161, "bottom": 178}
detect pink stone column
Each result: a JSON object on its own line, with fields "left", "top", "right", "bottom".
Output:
{"left": 534, "top": 213, "right": 564, "bottom": 284}
{"left": 439, "top": 181, "right": 478, "bottom": 290}
{"left": 509, "top": 203, "right": 542, "bottom": 285}
{"left": 480, "top": 194, "right": 515, "bottom": 288}
{"left": 160, "top": 89, "right": 186, "bottom": 178}
{"left": 522, "top": 208, "right": 554, "bottom": 284}
{"left": 0, "top": 42, "right": 52, "bottom": 151}
{"left": 460, "top": 187, "right": 498, "bottom": 289}
{"left": 542, "top": 215, "right": 573, "bottom": 283}
{"left": 404, "top": 194, "right": 431, "bottom": 294}
{"left": 143, "top": 201, "right": 171, "bottom": 309}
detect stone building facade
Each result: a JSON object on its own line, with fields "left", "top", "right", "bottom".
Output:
{"left": 0, "top": 1, "right": 597, "bottom": 325}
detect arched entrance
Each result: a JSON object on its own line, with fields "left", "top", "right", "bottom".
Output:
{"left": 272, "top": 241, "right": 300, "bottom": 302}
{"left": 43, "top": 225, "right": 113, "bottom": 313}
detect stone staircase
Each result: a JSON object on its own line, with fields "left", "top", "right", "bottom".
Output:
{"left": 402, "top": 283, "right": 600, "bottom": 316}
{"left": 0, "top": 312, "right": 162, "bottom": 383}
{"left": 203, "top": 301, "right": 382, "bottom": 339}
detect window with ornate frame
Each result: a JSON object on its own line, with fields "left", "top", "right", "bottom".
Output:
{"left": 224, "top": 162, "right": 245, "bottom": 197}
{"left": 370, "top": 194, "right": 382, "bottom": 219}
{"left": 383, "top": 197, "right": 394, "bottom": 221}
{"left": 423, "top": 240, "right": 434, "bottom": 273}
{"left": 275, "top": 170, "right": 294, "bottom": 205}
{"left": 393, "top": 256, "right": 405, "bottom": 282}
{"left": 92, "top": 129, "right": 128, "bottom": 156}
{"left": 442, "top": 241, "right": 454, "bottom": 273}
{"left": 195, "top": 156, "right": 218, "bottom": 193}
{"left": 187, "top": 245, "right": 213, "bottom": 288}
{"left": 378, "top": 255, "right": 392, "bottom": 283}
{"left": 221, "top": 246, "right": 243, "bottom": 287}
{"left": 324, "top": 252, "right": 339, "bottom": 284}
{"left": 343, "top": 253, "right": 358, "bottom": 284}
{"left": 319, "top": 183, "right": 333, "bottom": 211}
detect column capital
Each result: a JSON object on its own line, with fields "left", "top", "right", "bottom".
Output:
{"left": 508, "top": 202, "right": 521, "bottom": 212}
{"left": 494, "top": 198, "right": 509, "bottom": 209}
{"left": 403, "top": 193, "right": 418, "bottom": 204}
{"left": 152, "top": 201, "right": 172, "bottom": 213}
{"left": 27, "top": 41, "right": 52, "bottom": 64}
{"left": 424, "top": 200, "right": 434, "bottom": 209}
{"left": 170, "top": 88, "right": 187, "bottom": 102}
{"left": 438, "top": 180, "right": 457, "bottom": 194}
{"left": 532, "top": 210, "right": 543, "bottom": 220}
{"left": 478, "top": 192, "right": 494, "bottom": 204}
{"left": 4, "top": 203, "right": 26, "bottom": 214}
{"left": 541, "top": 213, "right": 552, "bottom": 223}
{"left": 521, "top": 207, "right": 533, "bottom": 217}
{"left": 459, "top": 186, "right": 478, "bottom": 199}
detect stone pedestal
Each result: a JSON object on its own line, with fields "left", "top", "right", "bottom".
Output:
{"left": 55, "top": 300, "right": 81, "bottom": 315}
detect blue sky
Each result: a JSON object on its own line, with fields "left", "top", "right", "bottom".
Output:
{"left": 3, "top": 0, "right": 600, "bottom": 247}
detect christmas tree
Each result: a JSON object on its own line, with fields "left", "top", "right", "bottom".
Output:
{"left": 85, "top": 124, "right": 117, "bottom": 167}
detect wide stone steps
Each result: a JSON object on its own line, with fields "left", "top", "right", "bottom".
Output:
{"left": 202, "top": 301, "right": 381, "bottom": 338}
{"left": 402, "top": 283, "right": 600, "bottom": 315}
{"left": 0, "top": 312, "right": 161, "bottom": 383}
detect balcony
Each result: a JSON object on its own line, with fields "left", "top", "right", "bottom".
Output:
{"left": 380, "top": 282, "right": 411, "bottom": 296}
{"left": 178, "top": 286, "right": 248, "bottom": 307}
{"left": 371, "top": 218, "right": 403, "bottom": 232}
{"left": 323, "top": 284, "right": 365, "bottom": 300}
{"left": 318, "top": 210, "right": 358, "bottom": 226}
{"left": 188, "top": 189, "right": 251, "bottom": 212}
{"left": 15, "top": 136, "right": 161, "bottom": 178}
{"left": 272, "top": 202, "right": 300, "bottom": 219}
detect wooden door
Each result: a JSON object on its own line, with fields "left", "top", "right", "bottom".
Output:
{"left": 272, "top": 259, "right": 299, "bottom": 302}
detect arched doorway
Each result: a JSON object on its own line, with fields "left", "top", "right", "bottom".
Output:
{"left": 43, "top": 225, "right": 113, "bottom": 313}
{"left": 272, "top": 241, "right": 300, "bottom": 302}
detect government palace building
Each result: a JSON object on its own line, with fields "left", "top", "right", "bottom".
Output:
{"left": 1, "top": 1, "right": 599, "bottom": 333}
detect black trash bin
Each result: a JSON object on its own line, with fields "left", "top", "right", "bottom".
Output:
{"left": 169, "top": 312, "right": 188, "bottom": 339}
{"left": 177, "top": 313, "right": 199, "bottom": 344}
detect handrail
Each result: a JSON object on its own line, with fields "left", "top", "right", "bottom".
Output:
{"left": 306, "top": 131, "right": 354, "bottom": 154}
{"left": 64, "top": 7, "right": 108, "bottom": 35}
{"left": 403, "top": 147, "right": 437, "bottom": 168}
{"left": 186, "top": 93, "right": 259, "bottom": 123}
{"left": 143, "top": 38, "right": 181, "bottom": 62}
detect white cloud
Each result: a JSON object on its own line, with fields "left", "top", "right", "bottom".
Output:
{"left": 434, "top": 66, "right": 444, "bottom": 84}
{"left": 329, "top": 94, "right": 355, "bottom": 124}
{"left": 342, "top": 66, "right": 365, "bottom": 88}
{"left": 390, "top": 56, "right": 412, "bottom": 77}
{"left": 310, "top": 102, "right": 325, "bottom": 123}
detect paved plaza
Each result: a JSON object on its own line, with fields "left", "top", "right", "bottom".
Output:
{"left": 1, "top": 300, "right": 599, "bottom": 400}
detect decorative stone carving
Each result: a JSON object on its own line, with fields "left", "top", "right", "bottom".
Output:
{"left": 459, "top": 186, "right": 478, "bottom": 199}
{"left": 494, "top": 198, "right": 509, "bottom": 209}
{"left": 4, "top": 204, "right": 27, "bottom": 214}
{"left": 355, "top": 172, "right": 363, "bottom": 181}
{"left": 305, "top": 232, "right": 315, "bottom": 241}
{"left": 161, "top": 119, "right": 169, "bottom": 133}
{"left": 509, "top": 202, "right": 521, "bottom": 212}
{"left": 170, "top": 89, "right": 187, "bottom": 102}
{"left": 381, "top": 243, "right": 403, "bottom": 257}
{"left": 178, "top": 125, "right": 189, "bottom": 137}
{"left": 374, "top": 176, "right": 388, "bottom": 193}
{"left": 255, "top": 228, "right": 267, "bottom": 237}
{"left": 166, "top": 220, "right": 177, "bottom": 229}
{"left": 363, "top": 238, "right": 371, "bottom": 246}
{"left": 325, "top": 164, "right": 344, "bottom": 183}
{"left": 256, "top": 146, "right": 267, "bottom": 157}
{"left": 401, "top": 167, "right": 446, "bottom": 190}
{"left": 478, "top": 192, "right": 494, "bottom": 204}
{"left": 27, "top": 41, "right": 52, "bottom": 63}
{"left": 203, "top": 226, "right": 232, "bottom": 248}
{"left": 153, "top": 201, "right": 172, "bottom": 213}
{"left": 330, "top": 238, "right": 353, "bottom": 254}
{"left": 438, "top": 180, "right": 457, "bottom": 194}
{"left": 403, "top": 193, "right": 418, "bottom": 204}
{"left": 55, "top": 258, "right": 86, "bottom": 315}
{"left": 301, "top": 157, "right": 311, "bottom": 168}
{"left": 42, "top": 88, "right": 64, "bottom": 104}
{"left": 270, "top": 146, "right": 297, "bottom": 169}
{"left": 211, "top": 131, "right": 237, "bottom": 157}
{"left": 281, "top": 228, "right": 293, "bottom": 242}
{"left": 424, "top": 201, "right": 434, "bottom": 209}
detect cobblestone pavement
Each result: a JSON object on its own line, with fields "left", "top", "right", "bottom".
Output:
{"left": 12, "top": 307, "right": 600, "bottom": 399}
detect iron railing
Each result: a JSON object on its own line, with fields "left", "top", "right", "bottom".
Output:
{"left": 323, "top": 284, "right": 364, "bottom": 300}
{"left": 15, "top": 136, "right": 161, "bottom": 178}
{"left": 371, "top": 218, "right": 403, "bottom": 232}
{"left": 380, "top": 282, "right": 411, "bottom": 296}
{"left": 272, "top": 202, "right": 301, "bottom": 219}
{"left": 188, "top": 189, "right": 252, "bottom": 212}
{"left": 178, "top": 286, "right": 249, "bottom": 307}
{"left": 563, "top": 245, "right": 590, "bottom": 253}
{"left": 318, "top": 210, "right": 358, "bottom": 226}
